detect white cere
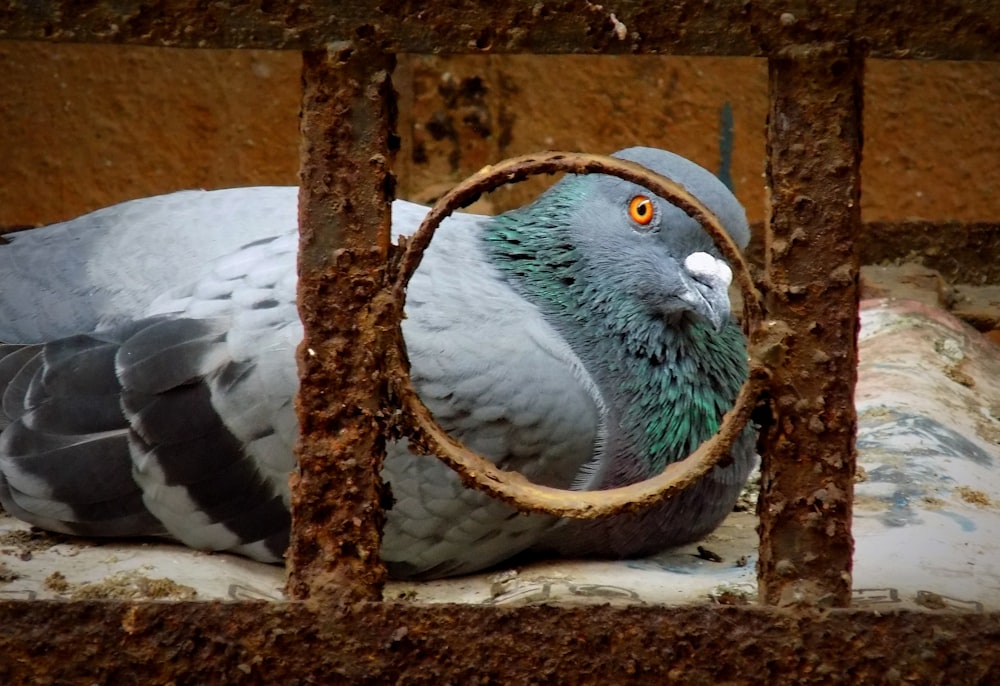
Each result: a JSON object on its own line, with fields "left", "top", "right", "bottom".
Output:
{"left": 684, "top": 252, "right": 733, "bottom": 288}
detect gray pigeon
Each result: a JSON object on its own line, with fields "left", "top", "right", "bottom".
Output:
{"left": 0, "top": 147, "right": 755, "bottom": 579}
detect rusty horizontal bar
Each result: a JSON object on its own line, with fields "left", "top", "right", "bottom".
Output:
{"left": 2, "top": 1, "right": 999, "bottom": 59}
{"left": 0, "top": 600, "right": 997, "bottom": 683}
{"left": 757, "top": 43, "right": 863, "bottom": 608}
{"left": 288, "top": 39, "right": 397, "bottom": 601}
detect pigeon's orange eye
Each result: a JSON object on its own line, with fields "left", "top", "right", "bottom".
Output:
{"left": 628, "top": 195, "right": 654, "bottom": 226}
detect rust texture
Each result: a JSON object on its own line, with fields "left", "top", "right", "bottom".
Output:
{"left": 388, "top": 150, "right": 766, "bottom": 519}
{"left": 757, "top": 43, "right": 863, "bottom": 608}
{"left": 287, "top": 39, "right": 398, "bottom": 602}
{"left": 3, "top": 1, "right": 1000, "bottom": 59}
{"left": 0, "top": 600, "right": 998, "bottom": 683}
{"left": 0, "top": 0, "right": 756, "bottom": 54}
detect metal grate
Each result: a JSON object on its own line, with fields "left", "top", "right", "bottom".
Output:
{"left": 2, "top": 1, "right": 1000, "bottom": 681}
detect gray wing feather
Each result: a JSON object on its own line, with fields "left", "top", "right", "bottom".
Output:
{"left": 0, "top": 333, "right": 166, "bottom": 537}
{"left": 0, "top": 346, "right": 42, "bottom": 427}
{"left": 0, "top": 309, "right": 292, "bottom": 559}
{"left": 118, "top": 314, "right": 292, "bottom": 561}
{"left": 117, "top": 318, "right": 231, "bottom": 395}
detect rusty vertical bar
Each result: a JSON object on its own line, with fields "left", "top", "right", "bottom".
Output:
{"left": 758, "top": 42, "right": 863, "bottom": 608}
{"left": 288, "top": 39, "right": 398, "bottom": 602}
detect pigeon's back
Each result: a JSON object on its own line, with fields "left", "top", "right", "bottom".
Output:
{"left": 0, "top": 187, "right": 299, "bottom": 343}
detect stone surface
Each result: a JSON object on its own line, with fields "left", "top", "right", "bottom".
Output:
{"left": 860, "top": 263, "right": 954, "bottom": 308}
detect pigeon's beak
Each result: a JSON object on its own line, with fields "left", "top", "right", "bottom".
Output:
{"left": 679, "top": 252, "right": 734, "bottom": 332}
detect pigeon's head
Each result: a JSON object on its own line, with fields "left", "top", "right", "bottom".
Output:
{"left": 552, "top": 146, "right": 749, "bottom": 331}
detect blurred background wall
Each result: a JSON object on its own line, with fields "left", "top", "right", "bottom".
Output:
{"left": 2, "top": 42, "right": 998, "bottom": 229}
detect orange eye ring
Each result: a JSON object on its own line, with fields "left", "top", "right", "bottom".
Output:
{"left": 628, "top": 195, "right": 655, "bottom": 226}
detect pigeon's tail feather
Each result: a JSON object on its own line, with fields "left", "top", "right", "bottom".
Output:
{"left": 0, "top": 336, "right": 167, "bottom": 537}
{"left": 0, "top": 477, "right": 166, "bottom": 539}
{"left": 0, "top": 320, "right": 289, "bottom": 562}
{"left": 0, "top": 345, "right": 39, "bottom": 431}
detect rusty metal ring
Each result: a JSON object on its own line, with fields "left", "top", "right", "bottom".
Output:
{"left": 388, "top": 151, "right": 764, "bottom": 519}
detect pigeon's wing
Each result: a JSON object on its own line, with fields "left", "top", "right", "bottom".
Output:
{"left": 123, "top": 229, "right": 303, "bottom": 561}
{"left": 0, "top": 204, "right": 302, "bottom": 561}
{"left": 0, "top": 317, "right": 297, "bottom": 560}
{"left": 0, "top": 187, "right": 299, "bottom": 343}
{"left": 0, "top": 333, "right": 167, "bottom": 538}
{"left": 117, "top": 314, "right": 298, "bottom": 562}
{"left": 380, "top": 205, "right": 606, "bottom": 579}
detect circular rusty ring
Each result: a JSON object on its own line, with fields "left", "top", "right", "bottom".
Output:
{"left": 388, "top": 151, "right": 764, "bottom": 519}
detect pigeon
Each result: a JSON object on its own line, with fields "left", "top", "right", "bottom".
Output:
{"left": 0, "top": 147, "right": 755, "bottom": 579}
